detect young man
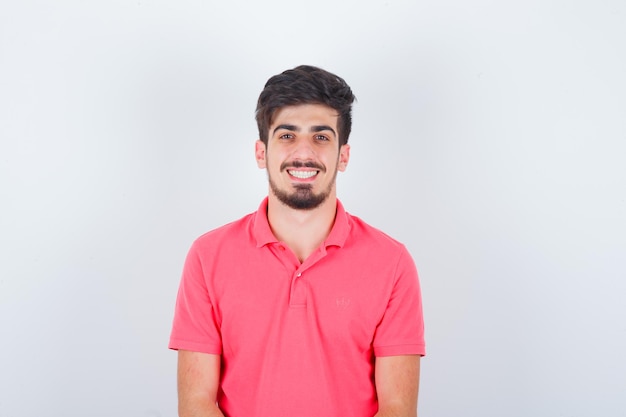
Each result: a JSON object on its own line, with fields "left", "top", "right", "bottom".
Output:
{"left": 169, "top": 65, "right": 425, "bottom": 417}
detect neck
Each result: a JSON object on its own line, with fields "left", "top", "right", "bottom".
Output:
{"left": 267, "top": 193, "right": 338, "bottom": 263}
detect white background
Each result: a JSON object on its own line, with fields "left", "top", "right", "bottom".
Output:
{"left": 1, "top": 1, "right": 625, "bottom": 416}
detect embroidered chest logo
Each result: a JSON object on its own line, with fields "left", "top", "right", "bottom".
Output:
{"left": 335, "top": 297, "right": 351, "bottom": 310}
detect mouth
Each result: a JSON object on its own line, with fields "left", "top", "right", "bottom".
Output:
{"left": 287, "top": 169, "right": 319, "bottom": 180}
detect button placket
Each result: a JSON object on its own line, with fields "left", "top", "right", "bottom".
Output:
{"left": 289, "top": 270, "right": 307, "bottom": 307}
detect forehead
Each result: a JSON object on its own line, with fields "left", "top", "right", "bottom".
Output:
{"left": 270, "top": 104, "right": 339, "bottom": 129}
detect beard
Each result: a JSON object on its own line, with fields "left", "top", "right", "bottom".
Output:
{"left": 269, "top": 182, "right": 330, "bottom": 210}
{"left": 268, "top": 160, "right": 338, "bottom": 210}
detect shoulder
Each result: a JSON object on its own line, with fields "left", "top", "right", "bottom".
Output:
{"left": 346, "top": 212, "right": 408, "bottom": 253}
{"left": 342, "top": 212, "right": 417, "bottom": 274}
{"left": 341, "top": 213, "right": 419, "bottom": 295}
{"left": 190, "top": 212, "right": 256, "bottom": 254}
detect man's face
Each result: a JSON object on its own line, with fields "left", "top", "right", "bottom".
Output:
{"left": 255, "top": 103, "right": 350, "bottom": 210}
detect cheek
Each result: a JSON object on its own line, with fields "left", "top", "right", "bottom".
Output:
{"left": 265, "top": 155, "right": 281, "bottom": 173}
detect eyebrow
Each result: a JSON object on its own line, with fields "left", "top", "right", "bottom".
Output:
{"left": 272, "top": 124, "right": 337, "bottom": 137}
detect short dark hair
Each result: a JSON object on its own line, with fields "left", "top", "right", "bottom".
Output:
{"left": 255, "top": 65, "right": 356, "bottom": 146}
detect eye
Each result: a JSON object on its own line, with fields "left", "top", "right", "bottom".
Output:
{"left": 315, "top": 134, "right": 329, "bottom": 141}
{"left": 279, "top": 133, "right": 294, "bottom": 140}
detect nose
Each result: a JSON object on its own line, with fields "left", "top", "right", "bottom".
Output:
{"left": 290, "top": 137, "right": 316, "bottom": 160}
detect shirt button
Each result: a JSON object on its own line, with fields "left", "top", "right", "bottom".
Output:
{"left": 297, "top": 273, "right": 302, "bottom": 277}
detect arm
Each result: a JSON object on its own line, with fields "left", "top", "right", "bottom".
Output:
{"left": 373, "top": 355, "right": 421, "bottom": 417}
{"left": 177, "top": 350, "right": 224, "bottom": 417}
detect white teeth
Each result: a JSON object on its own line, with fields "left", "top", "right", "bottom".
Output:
{"left": 288, "top": 170, "right": 317, "bottom": 179}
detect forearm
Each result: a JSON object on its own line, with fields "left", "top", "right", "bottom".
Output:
{"left": 178, "top": 399, "right": 225, "bottom": 417}
{"left": 373, "top": 405, "right": 417, "bottom": 417}
{"left": 373, "top": 355, "right": 420, "bottom": 417}
{"left": 177, "top": 351, "right": 224, "bottom": 417}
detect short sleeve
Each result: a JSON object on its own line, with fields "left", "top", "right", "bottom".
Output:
{"left": 168, "top": 242, "right": 222, "bottom": 354}
{"left": 372, "top": 247, "right": 426, "bottom": 357}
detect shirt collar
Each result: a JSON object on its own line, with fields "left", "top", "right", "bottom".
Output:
{"left": 253, "top": 197, "right": 278, "bottom": 247}
{"left": 253, "top": 197, "right": 351, "bottom": 249}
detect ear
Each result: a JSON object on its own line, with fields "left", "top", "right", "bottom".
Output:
{"left": 338, "top": 144, "right": 350, "bottom": 172}
{"left": 255, "top": 140, "right": 267, "bottom": 169}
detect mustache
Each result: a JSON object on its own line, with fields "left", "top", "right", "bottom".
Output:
{"left": 280, "top": 160, "right": 325, "bottom": 172}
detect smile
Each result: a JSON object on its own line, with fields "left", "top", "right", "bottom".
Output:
{"left": 287, "top": 170, "right": 318, "bottom": 179}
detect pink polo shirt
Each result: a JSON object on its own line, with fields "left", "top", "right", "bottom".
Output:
{"left": 169, "top": 198, "right": 425, "bottom": 417}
